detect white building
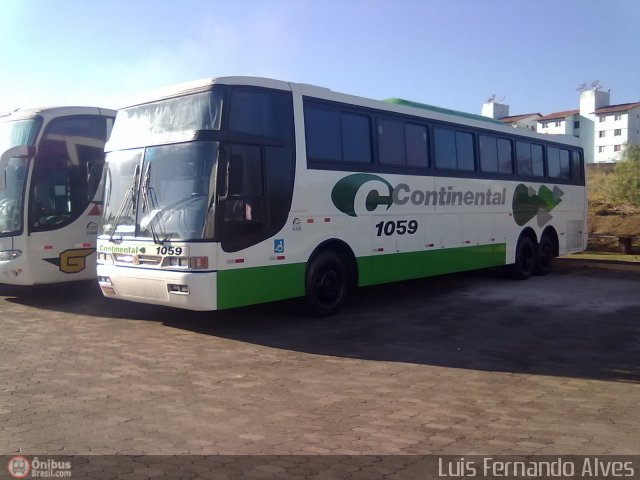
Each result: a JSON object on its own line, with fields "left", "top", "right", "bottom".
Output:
{"left": 482, "top": 89, "right": 640, "bottom": 163}
{"left": 480, "top": 100, "right": 541, "bottom": 131}
{"left": 537, "top": 109, "right": 580, "bottom": 136}
{"left": 499, "top": 113, "right": 542, "bottom": 131}
{"left": 592, "top": 101, "right": 640, "bottom": 163}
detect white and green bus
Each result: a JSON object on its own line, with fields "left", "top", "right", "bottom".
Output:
{"left": 96, "top": 77, "right": 586, "bottom": 315}
{"left": 0, "top": 106, "right": 115, "bottom": 285}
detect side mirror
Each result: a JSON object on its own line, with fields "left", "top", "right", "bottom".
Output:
{"left": 0, "top": 145, "right": 35, "bottom": 190}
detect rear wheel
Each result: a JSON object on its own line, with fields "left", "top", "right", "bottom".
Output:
{"left": 305, "top": 251, "right": 349, "bottom": 317}
{"left": 534, "top": 234, "right": 555, "bottom": 275}
{"left": 508, "top": 235, "right": 536, "bottom": 280}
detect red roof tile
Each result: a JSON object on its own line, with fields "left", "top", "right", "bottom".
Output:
{"left": 500, "top": 113, "right": 542, "bottom": 123}
{"left": 538, "top": 110, "right": 579, "bottom": 121}
{"left": 595, "top": 102, "right": 640, "bottom": 114}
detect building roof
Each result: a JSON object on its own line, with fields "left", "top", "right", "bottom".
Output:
{"left": 500, "top": 113, "right": 542, "bottom": 123}
{"left": 538, "top": 109, "right": 579, "bottom": 121}
{"left": 595, "top": 101, "right": 640, "bottom": 114}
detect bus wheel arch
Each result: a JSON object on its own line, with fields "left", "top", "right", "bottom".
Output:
{"left": 508, "top": 228, "right": 537, "bottom": 280}
{"left": 534, "top": 227, "right": 559, "bottom": 276}
{"left": 304, "top": 240, "right": 357, "bottom": 317}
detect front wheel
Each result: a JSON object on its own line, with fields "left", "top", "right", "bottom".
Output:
{"left": 305, "top": 251, "right": 349, "bottom": 317}
{"left": 507, "top": 235, "right": 536, "bottom": 280}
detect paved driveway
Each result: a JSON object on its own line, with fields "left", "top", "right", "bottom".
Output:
{"left": 1, "top": 259, "right": 639, "bottom": 455}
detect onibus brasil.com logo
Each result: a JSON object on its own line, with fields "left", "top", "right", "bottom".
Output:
{"left": 330, "top": 173, "right": 563, "bottom": 227}
{"left": 7, "top": 456, "right": 72, "bottom": 478}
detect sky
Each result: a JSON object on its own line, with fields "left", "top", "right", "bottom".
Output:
{"left": 1, "top": 0, "right": 638, "bottom": 117}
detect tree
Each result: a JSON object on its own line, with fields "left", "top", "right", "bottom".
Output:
{"left": 609, "top": 144, "right": 640, "bottom": 206}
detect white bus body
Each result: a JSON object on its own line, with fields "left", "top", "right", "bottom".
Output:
{"left": 0, "top": 106, "right": 115, "bottom": 285}
{"left": 97, "top": 77, "right": 586, "bottom": 314}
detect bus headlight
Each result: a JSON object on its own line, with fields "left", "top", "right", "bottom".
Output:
{"left": 189, "top": 257, "right": 208, "bottom": 269}
{"left": 0, "top": 250, "right": 22, "bottom": 261}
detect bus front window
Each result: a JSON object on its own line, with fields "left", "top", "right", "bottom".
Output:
{"left": 0, "top": 156, "right": 30, "bottom": 235}
{"left": 0, "top": 119, "right": 41, "bottom": 235}
{"left": 0, "top": 118, "right": 42, "bottom": 153}
{"left": 138, "top": 142, "right": 218, "bottom": 242}
{"left": 102, "top": 150, "right": 144, "bottom": 238}
{"left": 108, "top": 90, "right": 224, "bottom": 150}
{"left": 101, "top": 143, "right": 218, "bottom": 242}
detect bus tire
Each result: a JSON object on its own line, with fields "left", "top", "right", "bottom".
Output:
{"left": 305, "top": 251, "right": 349, "bottom": 317}
{"left": 534, "top": 234, "right": 555, "bottom": 276}
{"left": 508, "top": 235, "right": 536, "bottom": 280}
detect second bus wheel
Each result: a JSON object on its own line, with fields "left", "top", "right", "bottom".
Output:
{"left": 305, "top": 251, "right": 349, "bottom": 317}
{"left": 507, "top": 235, "right": 536, "bottom": 280}
{"left": 534, "top": 234, "right": 555, "bottom": 275}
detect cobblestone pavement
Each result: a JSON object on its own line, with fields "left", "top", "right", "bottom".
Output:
{"left": 1, "top": 259, "right": 639, "bottom": 456}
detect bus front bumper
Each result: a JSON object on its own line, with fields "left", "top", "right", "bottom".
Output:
{"left": 0, "top": 253, "right": 35, "bottom": 285}
{"left": 96, "top": 264, "right": 218, "bottom": 311}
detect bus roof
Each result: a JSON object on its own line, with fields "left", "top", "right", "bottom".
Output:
{"left": 118, "top": 76, "right": 581, "bottom": 148}
{"left": 384, "top": 98, "right": 504, "bottom": 126}
{"left": 2, "top": 106, "right": 116, "bottom": 122}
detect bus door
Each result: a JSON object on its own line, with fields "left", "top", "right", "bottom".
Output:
{"left": 26, "top": 116, "right": 109, "bottom": 283}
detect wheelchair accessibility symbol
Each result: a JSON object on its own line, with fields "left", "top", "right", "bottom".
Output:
{"left": 274, "top": 239, "right": 285, "bottom": 254}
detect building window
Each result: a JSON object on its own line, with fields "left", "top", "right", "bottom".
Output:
{"left": 555, "top": 121, "right": 561, "bottom": 127}
{"left": 614, "top": 114, "right": 622, "bottom": 121}
{"left": 598, "top": 146, "right": 605, "bottom": 153}
{"left": 599, "top": 131, "right": 605, "bottom": 138}
{"left": 541, "top": 123, "right": 547, "bottom": 129}
{"left": 599, "top": 116, "right": 606, "bottom": 123}
{"left": 614, "top": 129, "right": 622, "bottom": 136}
{"left": 574, "top": 121, "right": 580, "bottom": 129}
{"left": 614, "top": 145, "right": 622, "bottom": 152}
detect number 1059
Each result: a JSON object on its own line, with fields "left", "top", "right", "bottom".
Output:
{"left": 156, "top": 246, "right": 184, "bottom": 255}
{"left": 375, "top": 220, "right": 418, "bottom": 236}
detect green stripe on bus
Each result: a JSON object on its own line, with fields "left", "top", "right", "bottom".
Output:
{"left": 217, "top": 262, "right": 306, "bottom": 310}
{"left": 216, "top": 244, "right": 506, "bottom": 309}
{"left": 357, "top": 244, "right": 506, "bottom": 286}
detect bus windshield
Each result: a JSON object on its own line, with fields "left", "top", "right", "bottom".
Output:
{"left": 0, "top": 118, "right": 41, "bottom": 235}
{"left": 108, "top": 90, "right": 224, "bottom": 149}
{"left": 102, "top": 142, "right": 218, "bottom": 242}
{"left": 0, "top": 118, "right": 42, "bottom": 153}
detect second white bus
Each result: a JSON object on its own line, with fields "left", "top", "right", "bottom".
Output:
{"left": 0, "top": 106, "right": 115, "bottom": 285}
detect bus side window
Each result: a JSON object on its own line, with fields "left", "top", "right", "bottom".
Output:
{"left": 435, "top": 128, "right": 475, "bottom": 171}
{"left": 220, "top": 88, "right": 294, "bottom": 253}
{"left": 479, "top": 135, "right": 499, "bottom": 173}
{"left": 531, "top": 144, "right": 544, "bottom": 177}
{"left": 547, "top": 146, "right": 561, "bottom": 177}
{"left": 497, "top": 138, "right": 513, "bottom": 174}
{"left": 223, "top": 145, "right": 262, "bottom": 223}
{"left": 571, "top": 150, "right": 584, "bottom": 182}
{"left": 516, "top": 141, "right": 532, "bottom": 176}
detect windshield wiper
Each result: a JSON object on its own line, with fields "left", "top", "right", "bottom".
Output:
{"left": 140, "top": 163, "right": 169, "bottom": 245}
{"left": 108, "top": 164, "right": 140, "bottom": 242}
